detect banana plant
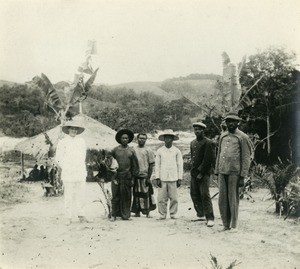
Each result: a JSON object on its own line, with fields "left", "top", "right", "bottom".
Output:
{"left": 32, "top": 68, "right": 99, "bottom": 124}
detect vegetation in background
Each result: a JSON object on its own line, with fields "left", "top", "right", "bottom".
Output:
{"left": 239, "top": 47, "right": 299, "bottom": 164}
{"left": 0, "top": 47, "right": 299, "bottom": 205}
{"left": 209, "top": 253, "right": 241, "bottom": 269}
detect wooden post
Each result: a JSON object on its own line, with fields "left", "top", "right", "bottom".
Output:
{"left": 79, "top": 101, "right": 83, "bottom": 114}
{"left": 21, "top": 152, "right": 24, "bottom": 180}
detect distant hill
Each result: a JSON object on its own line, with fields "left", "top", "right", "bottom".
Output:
{"left": 110, "top": 73, "right": 222, "bottom": 101}
{"left": 160, "top": 74, "right": 222, "bottom": 100}
{"left": 82, "top": 96, "right": 117, "bottom": 114}
{"left": 0, "top": 80, "right": 19, "bottom": 87}
{"left": 54, "top": 81, "right": 70, "bottom": 89}
{"left": 111, "top": 81, "right": 178, "bottom": 100}
{"left": 0, "top": 73, "right": 222, "bottom": 103}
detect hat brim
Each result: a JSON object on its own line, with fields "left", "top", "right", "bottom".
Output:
{"left": 158, "top": 134, "right": 179, "bottom": 141}
{"left": 115, "top": 129, "right": 134, "bottom": 144}
{"left": 225, "top": 116, "right": 242, "bottom": 121}
{"left": 62, "top": 126, "right": 85, "bottom": 135}
{"left": 192, "top": 123, "right": 206, "bottom": 129}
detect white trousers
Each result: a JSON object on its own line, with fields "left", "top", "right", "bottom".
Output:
{"left": 64, "top": 181, "right": 86, "bottom": 219}
{"left": 157, "top": 181, "right": 178, "bottom": 218}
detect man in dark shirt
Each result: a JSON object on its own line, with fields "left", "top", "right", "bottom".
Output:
{"left": 190, "top": 122, "right": 215, "bottom": 227}
{"left": 111, "top": 129, "right": 139, "bottom": 221}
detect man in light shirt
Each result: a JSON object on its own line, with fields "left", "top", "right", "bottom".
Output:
{"left": 154, "top": 130, "right": 183, "bottom": 220}
{"left": 55, "top": 118, "right": 88, "bottom": 225}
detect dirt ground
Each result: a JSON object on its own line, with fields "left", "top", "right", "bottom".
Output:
{"left": 0, "top": 178, "right": 300, "bottom": 269}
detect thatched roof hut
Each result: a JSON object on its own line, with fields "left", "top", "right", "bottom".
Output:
{"left": 15, "top": 114, "right": 117, "bottom": 160}
{"left": 0, "top": 137, "right": 27, "bottom": 153}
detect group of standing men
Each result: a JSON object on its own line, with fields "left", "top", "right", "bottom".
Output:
{"left": 55, "top": 111, "right": 252, "bottom": 232}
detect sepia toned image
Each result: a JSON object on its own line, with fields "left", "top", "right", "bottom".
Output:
{"left": 0, "top": 0, "right": 299, "bottom": 268}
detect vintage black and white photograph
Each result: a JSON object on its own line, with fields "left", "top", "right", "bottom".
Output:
{"left": 0, "top": 0, "right": 299, "bottom": 268}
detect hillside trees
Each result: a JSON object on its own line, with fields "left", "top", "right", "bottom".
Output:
{"left": 88, "top": 85, "right": 201, "bottom": 132}
{"left": 0, "top": 84, "right": 57, "bottom": 137}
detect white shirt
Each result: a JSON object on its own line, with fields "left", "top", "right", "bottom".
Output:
{"left": 155, "top": 145, "right": 183, "bottom": 181}
{"left": 55, "top": 135, "right": 87, "bottom": 182}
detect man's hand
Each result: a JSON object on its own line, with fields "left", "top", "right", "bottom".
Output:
{"left": 177, "top": 179, "right": 182, "bottom": 188}
{"left": 155, "top": 178, "right": 162, "bottom": 188}
{"left": 196, "top": 173, "right": 203, "bottom": 180}
{"left": 238, "top": 176, "right": 245, "bottom": 187}
{"left": 145, "top": 178, "right": 151, "bottom": 186}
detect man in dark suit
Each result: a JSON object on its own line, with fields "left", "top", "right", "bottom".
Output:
{"left": 190, "top": 122, "right": 215, "bottom": 227}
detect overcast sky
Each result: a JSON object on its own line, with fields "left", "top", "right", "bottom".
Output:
{"left": 0, "top": 0, "right": 299, "bottom": 84}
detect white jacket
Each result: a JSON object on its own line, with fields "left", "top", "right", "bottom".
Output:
{"left": 55, "top": 135, "right": 87, "bottom": 182}
{"left": 155, "top": 145, "right": 183, "bottom": 181}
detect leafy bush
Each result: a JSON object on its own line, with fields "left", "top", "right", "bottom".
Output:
{"left": 254, "top": 161, "right": 300, "bottom": 217}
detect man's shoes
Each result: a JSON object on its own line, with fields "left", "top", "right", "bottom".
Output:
{"left": 156, "top": 216, "right": 166, "bottom": 220}
{"left": 133, "top": 213, "right": 141, "bottom": 217}
{"left": 170, "top": 215, "right": 177, "bottom": 219}
{"left": 218, "top": 226, "right": 230, "bottom": 232}
{"left": 207, "top": 220, "right": 214, "bottom": 227}
{"left": 230, "top": 228, "right": 238, "bottom": 233}
{"left": 198, "top": 216, "right": 206, "bottom": 221}
{"left": 78, "top": 216, "right": 90, "bottom": 223}
{"left": 110, "top": 216, "right": 117, "bottom": 222}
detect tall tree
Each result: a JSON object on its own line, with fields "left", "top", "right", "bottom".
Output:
{"left": 239, "top": 47, "right": 297, "bottom": 161}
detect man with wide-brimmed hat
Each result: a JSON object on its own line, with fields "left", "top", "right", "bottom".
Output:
{"left": 215, "top": 111, "right": 252, "bottom": 232}
{"left": 111, "top": 129, "right": 139, "bottom": 220}
{"left": 190, "top": 121, "right": 215, "bottom": 227}
{"left": 55, "top": 117, "right": 88, "bottom": 225}
{"left": 154, "top": 130, "right": 183, "bottom": 220}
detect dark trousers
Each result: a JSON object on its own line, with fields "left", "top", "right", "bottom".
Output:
{"left": 190, "top": 174, "right": 214, "bottom": 220}
{"left": 111, "top": 177, "right": 132, "bottom": 220}
{"left": 218, "top": 174, "right": 239, "bottom": 228}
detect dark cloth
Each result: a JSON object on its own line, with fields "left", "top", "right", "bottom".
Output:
{"left": 190, "top": 136, "right": 215, "bottom": 220}
{"left": 131, "top": 176, "right": 156, "bottom": 215}
{"left": 111, "top": 145, "right": 139, "bottom": 220}
{"left": 190, "top": 137, "right": 216, "bottom": 178}
{"left": 218, "top": 174, "right": 240, "bottom": 228}
{"left": 28, "top": 168, "right": 40, "bottom": 181}
{"left": 39, "top": 166, "right": 48, "bottom": 181}
{"left": 190, "top": 174, "right": 214, "bottom": 220}
{"left": 111, "top": 172, "right": 132, "bottom": 220}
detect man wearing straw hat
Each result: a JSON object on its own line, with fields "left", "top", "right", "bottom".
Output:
{"left": 215, "top": 111, "right": 252, "bottom": 232}
{"left": 55, "top": 118, "right": 89, "bottom": 225}
{"left": 154, "top": 130, "right": 183, "bottom": 220}
{"left": 190, "top": 121, "right": 215, "bottom": 227}
{"left": 111, "top": 129, "right": 139, "bottom": 221}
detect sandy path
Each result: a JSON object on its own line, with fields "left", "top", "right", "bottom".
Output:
{"left": 1, "top": 182, "right": 299, "bottom": 269}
